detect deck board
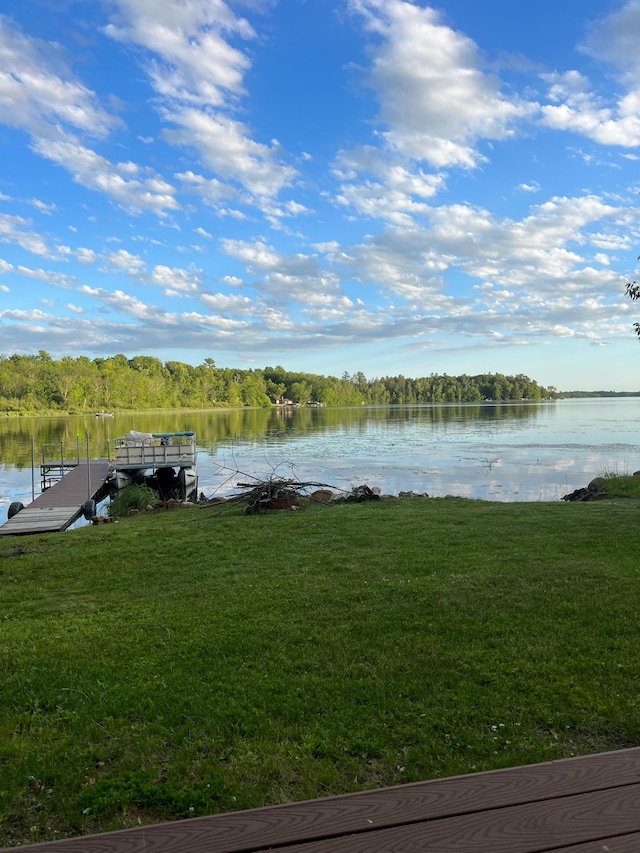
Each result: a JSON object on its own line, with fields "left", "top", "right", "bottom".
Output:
{"left": 5, "top": 748, "right": 640, "bottom": 853}
{"left": 551, "top": 835, "right": 640, "bottom": 852}
{"left": 31, "top": 461, "right": 110, "bottom": 508}
{"left": 266, "top": 785, "right": 640, "bottom": 852}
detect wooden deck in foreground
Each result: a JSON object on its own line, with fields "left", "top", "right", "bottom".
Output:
{"left": 0, "top": 461, "right": 110, "bottom": 535}
{"left": 6, "top": 747, "right": 640, "bottom": 852}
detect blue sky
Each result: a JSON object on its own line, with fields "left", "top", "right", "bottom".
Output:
{"left": 1, "top": 0, "right": 640, "bottom": 390}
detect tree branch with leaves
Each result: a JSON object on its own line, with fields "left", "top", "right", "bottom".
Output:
{"left": 625, "top": 256, "right": 640, "bottom": 337}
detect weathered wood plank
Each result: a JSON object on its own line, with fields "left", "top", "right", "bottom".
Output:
{"left": 3, "top": 508, "right": 78, "bottom": 525}
{"left": 252, "top": 784, "right": 640, "bottom": 852}
{"left": 0, "top": 507, "right": 82, "bottom": 535}
{"left": 551, "top": 833, "right": 640, "bottom": 852}
{"left": 5, "top": 749, "right": 640, "bottom": 853}
{"left": 3, "top": 508, "right": 79, "bottom": 522}
{"left": 33, "top": 462, "right": 109, "bottom": 507}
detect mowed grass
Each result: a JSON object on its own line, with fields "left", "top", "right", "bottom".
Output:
{"left": 1, "top": 497, "right": 640, "bottom": 846}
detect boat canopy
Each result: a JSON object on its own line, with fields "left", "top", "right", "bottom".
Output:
{"left": 122, "top": 430, "right": 154, "bottom": 446}
{"left": 151, "top": 432, "right": 195, "bottom": 438}
{"left": 120, "top": 430, "right": 195, "bottom": 446}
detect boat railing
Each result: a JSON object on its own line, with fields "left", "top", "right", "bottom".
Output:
{"left": 110, "top": 432, "right": 196, "bottom": 470}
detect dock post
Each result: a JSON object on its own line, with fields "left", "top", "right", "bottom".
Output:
{"left": 86, "top": 430, "right": 91, "bottom": 499}
{"left": 30, "top": 435, "right": 35, "bottom": 501}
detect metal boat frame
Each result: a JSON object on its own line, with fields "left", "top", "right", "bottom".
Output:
{"left": 108, "top": 431, "right": 198, "bottom": 502}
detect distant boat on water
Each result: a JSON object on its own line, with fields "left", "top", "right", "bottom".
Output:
{"left": 95, "top": 412, "right": 114, "bottom": 417}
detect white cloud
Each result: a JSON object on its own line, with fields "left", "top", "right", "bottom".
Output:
{"left": 220, "top": 238, "right": 318, "bottom": 277}
{"left": 106, "top": 0, "right": 297, "bottom": 211}
{"left": 580, "top": 0, "right": 640, "bottom": 76}
{"left": 181, "top": 310, "right": 249, "bottom": 330}
{"left": 104, "top": 249, "right": 146, "bottom": 274}
{"left": 0, "top": 16, "right": 181, "bottom": 217}
{"left": 166, "top": 109, "right": 296, "bottom": 200}
{"left": 16, "top": 265, "right": 76, "bottom": 288}
{"left": 0, "top": 306, "right": 55, "bottom": 322}
{"left": 317, "top": 191, "right": 627, "bottom": 344}
{"left": 149, "top": 264, "right": 202, "bottom": 294}
{"left": 349, "top": 0, "right": 535, "bottom": 169}
{"left": 176, "top": 170, "right": 236, "bottom": 204}
{"left": 0, "top": 16, "right": 116, "bottom": 139}
{"left": 78, "top": 284, "right": 178, "bottom": 324}
{"left": 538, "top": 2, "right": 640, "bottom": 147}
{"left": 220, "top": 237, "right": 355, "bottom": 310}
{"left": 540, "top": 70, "right": 640, "bottom": 146}
{"left": 200, "top": 292, "right": 254, "bottom": 312}
{"left": 0, "top": 213, "right": 55, "bottom": 257}
{"left": 335, "top": 147, "right": 445, "bottom": 198}
{"left": 262, "top": 200, "right": 312, "bottom": 227}
{"left": 333, "top": 146, "right": 446, "bottom": 224}
{"left": 75, "top": 247, "right": 97, "bottom": 265}
{"left": 31, "top": 136, "right": 180, "bottom": 216}
{"left": 517, "top": 182, "right": 541, "bottom": 193}
{"left": 335, "top": 181, "right": 431, "bottom": 226}
{"left": 104, "top": 0, "right": 255, "bottom": 107}
{"left": 30, "top": 198, "right": 56, "bottom": 214}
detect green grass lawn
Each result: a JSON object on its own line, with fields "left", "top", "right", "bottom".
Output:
{"left": 1, "top": 497, "right": 639, "bottom": 846}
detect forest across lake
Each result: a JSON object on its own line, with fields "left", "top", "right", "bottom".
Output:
{"left": 0, "top": 351, "right": 557, "bottom": 412}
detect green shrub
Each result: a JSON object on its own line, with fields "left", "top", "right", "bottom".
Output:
{"left": 107, "top": 484, "right": 158, "bottom": 517}
{"left": 599, "top": 471, "right": 640, "bottom": 497}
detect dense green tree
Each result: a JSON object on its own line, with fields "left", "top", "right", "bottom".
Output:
{"left": 0, "top": 351, "right": 556, "bottom": 412}
{"left": 239, "top": 371, "right": 271, "bottom": 408}
{"left": 289, "top": 381, "right": 312, "bottom": 404}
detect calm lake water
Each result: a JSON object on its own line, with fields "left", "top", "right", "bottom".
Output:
{"left": 1, "top": 398, "right": 639, "bottom": 524}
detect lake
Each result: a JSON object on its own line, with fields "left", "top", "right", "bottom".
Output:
{"left": 1, "top": 398, "right": 639, "bottom": 524}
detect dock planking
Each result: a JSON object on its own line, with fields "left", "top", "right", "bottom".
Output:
{"left": 5, "top": 747, "right": 640, "bottom": 852}
{"left": 0, "top": 461, "right": 110, "bottom": 535}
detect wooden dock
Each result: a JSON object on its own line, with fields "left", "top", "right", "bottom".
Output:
{"left": 0, "top": 461, "right": 110, "bottom": 535}
{"left": 5, "top": 747, "right": 640, "bottom": 852}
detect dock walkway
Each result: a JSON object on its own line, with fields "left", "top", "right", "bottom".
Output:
{"left": 0, "top": 460, "right": 110, "bottom": 535}
{"left": 5, "top": 747, "right": 640, "bottom": 852}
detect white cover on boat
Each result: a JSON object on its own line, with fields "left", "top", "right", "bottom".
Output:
{"left": 123, "top": 430, "right": 155, "bottom": 446}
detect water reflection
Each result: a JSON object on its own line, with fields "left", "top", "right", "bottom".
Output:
{"left": 1, "top": 399, "right": 639, "bottom": 522}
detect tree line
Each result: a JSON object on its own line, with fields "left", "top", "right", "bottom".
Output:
{"left": 0, "top": 351, "right": 556, "bottom": 413}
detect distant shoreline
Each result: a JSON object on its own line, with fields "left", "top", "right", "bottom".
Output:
{"left": 2, "top": 393, "right": 640, "bottom": 418}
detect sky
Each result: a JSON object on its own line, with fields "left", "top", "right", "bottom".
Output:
{"left": 1, "top": 1, "right": 640, "bottom": 391}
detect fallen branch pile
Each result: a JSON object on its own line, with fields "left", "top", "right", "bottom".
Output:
{"left": 200, "top": 467, "right": 344, "bottom": 514}
{"left": 237, "top": 478, "right": 332, "bottom": 513}
{"left": 199, "top": 462, "right": 382, "bottom": 514}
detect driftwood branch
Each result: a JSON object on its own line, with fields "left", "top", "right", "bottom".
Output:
{"left": 198, "top": 460, "right": 353, "bottom": 515}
